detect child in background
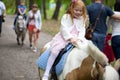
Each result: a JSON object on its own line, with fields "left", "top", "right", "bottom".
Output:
{"left": 26, "top": 4, "right": 42, "bottom": 53}
{"left": 13, "top": 0, "right": 26, "bottom": 29}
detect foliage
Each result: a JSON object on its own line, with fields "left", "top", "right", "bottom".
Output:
{"left": 1, "top": 0, "right": 117, "bottom": 35}
{"left": 2, "top": 0, "right": 116, "bottom": 15}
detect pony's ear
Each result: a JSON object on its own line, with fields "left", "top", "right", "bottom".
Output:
{"left": 114, "top": 59, "right": 120, "bottom": 71}
{"left": 96, "top": 63, "right": 105, "bottom": 72}
{"left": 95, "top": 63, "right": 105, "bottom": 80}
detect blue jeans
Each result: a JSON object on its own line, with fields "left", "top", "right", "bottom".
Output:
{"left": 92, "top": 32, "right": 106, "bottom": 51}
{"left": 111, "top": 35, "right": 120, "bottom": 59}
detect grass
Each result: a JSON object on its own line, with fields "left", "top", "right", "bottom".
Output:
{"left": 42, "top": 19, "right": 60, "bottom": 36}
{"left": 42, "top": 8, "right": 65, "bottom": 36}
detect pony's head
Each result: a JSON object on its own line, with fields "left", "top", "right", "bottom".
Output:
{"left": 16, "top": 15, "right": 26, "bottom": 31}
{"left": 94, "top": 64, "right": 119, "bottom": 80}
{"left": 76, "top": 40, "right": 119, "bottom": 80}
{"left": 103, "top": 65, "right": 119, "bottom": 80}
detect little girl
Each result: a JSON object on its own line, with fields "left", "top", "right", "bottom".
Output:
{"left": 26, "top": 4, "right": 42, "bottom": 53}
{"left": 42, "top": 0, "right": 88, "bottom": 80}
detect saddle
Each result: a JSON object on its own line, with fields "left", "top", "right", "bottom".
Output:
{"left": 51, "top": 43, "right": 74, "bottom": 80}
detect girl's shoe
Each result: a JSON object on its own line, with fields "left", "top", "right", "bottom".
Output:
{"left": 42, "top": 75, "right": 49, "bottom": 80}
{"left": 33, "top": 49, "right": 37, "bottom": 53}
{"left": 32, "top": 47, "right": 37, "bottom": 53}
{"left": 30, "top": 44, "right": 33, "bottom": 49}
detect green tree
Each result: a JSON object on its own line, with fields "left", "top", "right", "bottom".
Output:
{"left": 42, "top": 0, "right": 47, "bottom": 19}
{"left": 52, "top": 0, "right": 62, "bottom": 20}
{"left": 15, "top": 0, "right": 20, "bottom": 14}
{"left": 29, "top": 0, "right": 34, "bottom": 10}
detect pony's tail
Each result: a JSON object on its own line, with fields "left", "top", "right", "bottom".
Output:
{"left": 103, "top": 65, "right": 119, "bottom": 80}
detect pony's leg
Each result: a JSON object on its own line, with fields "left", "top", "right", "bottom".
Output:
{"left": 42, "top": 46, "right": 62, "bottom": 80}
{"left": 21, "top": 31, "right": 26, "bottom": 45}
{"left": 17, "top": 36, "right": 20, "bottom": 45}
{"left": 15, "top": 29, "right": 20, "bottom": 45}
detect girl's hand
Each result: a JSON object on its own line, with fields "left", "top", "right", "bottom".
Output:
{"left": 33, "top": 28, "right": 38, "bottom": 33}
{"left": 70, "top": 38, "right": 79, "bottom": 46}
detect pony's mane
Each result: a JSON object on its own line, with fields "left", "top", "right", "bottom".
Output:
{"left": 76, "top": 41, "right": 108, "bottom": 66}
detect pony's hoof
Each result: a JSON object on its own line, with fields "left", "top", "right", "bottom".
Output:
{"left": 21, "top": 43, "right": 24, "bottom": 46}
{"left": 17, "top": 43, "right": 20, "bottom": 45}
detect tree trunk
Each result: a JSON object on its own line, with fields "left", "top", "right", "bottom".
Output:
{"left": 29, "top": 0, "right": 34, "bottom": 10}
{"left": 15, "top": 0, "right": 20, "bottom": 14}
{"left": 52, "top": 0, "right": 62, "bottom": 20}
{"left": 42, "top": 0, "right": 47, "bottom": 19}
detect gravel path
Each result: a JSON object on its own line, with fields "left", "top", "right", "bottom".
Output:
{"left": 0, "top": 15, "right": 52, "bottom": 80}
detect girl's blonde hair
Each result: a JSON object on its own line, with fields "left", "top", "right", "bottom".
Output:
{"left": 66, "top": 0, "right": 87, "bottom": 20}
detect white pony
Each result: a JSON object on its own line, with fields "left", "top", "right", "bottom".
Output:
{"left": 39, "top": 40, "right": 119, "bottom": 80}
{"left": 15, "top": 15, "right": 27, "bottom": 45}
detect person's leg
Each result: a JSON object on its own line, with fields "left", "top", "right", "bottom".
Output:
{"left": 29, "top": 31, "right": 33, "bottom": 47}
{"left": 42, "top": 53, "right": 58, "bottom": 80}
{"left": 112, "top": 36, "right": 120, "bottom": 60}
{"left": 97, "top": 35, "right": 106, "bottom": 51}
{"left": 92, "top": 33, "right": 98, "bottom": 48}
{"left": 0, "top": 16, "right": 2, "bottom": 36}
{"left": 92, "top": 33, "right": 106, "bottom": 51}
{"left": 28, "top": 25, "right": 34, "bottom": 47}
{"left": 24, "top": 14, "right": 27, "bottom": 20}
{"left": 13, "top": 15, "right": 19, "bottom": 29}
{"left": 33, "top": 32, "right": 38, "bottom": 52}
{"left": 42, "top": 44, "right": 65, "bottom": 80}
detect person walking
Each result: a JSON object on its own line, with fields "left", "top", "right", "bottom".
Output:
{"left": 87, "top": 0, "right": 120, "bottom": 51}
{"left": 0, "top": 0, "right": 6, "bottom": 37}
{"left": 107, "top": 1, "right": 120, "bottom": 60}
{"left": 26, "top": 4, "right": 42, "bottom": 53}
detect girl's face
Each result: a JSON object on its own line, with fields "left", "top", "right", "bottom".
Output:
{"left": 20, "top": 2, "right": 25, "bottom": 5}
{"left": 32, "top": 7, "right": 38, "bottom": 13}
{"left": 73, "top": 6, "right": 83, "bottom": 19}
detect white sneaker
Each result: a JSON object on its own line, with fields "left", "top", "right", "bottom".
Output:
{"left": 33, "top": 49, "right": 37, "bottom": 53}
{"left": 32, "top": 48, "right": 37, "bottom": 53}
{"left": 42, "top": 75, "right": 48, "bottom": 80}
{"left": 30, "top": 46, "right": 34, "bottom": 50}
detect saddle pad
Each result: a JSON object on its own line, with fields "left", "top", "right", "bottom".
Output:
{"left": 37, "top": 44, "right": 73, "bottom": 75}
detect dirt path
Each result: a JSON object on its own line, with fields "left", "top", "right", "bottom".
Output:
{"left": 0, "top": 15, "right": 52, "bottom": 80}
